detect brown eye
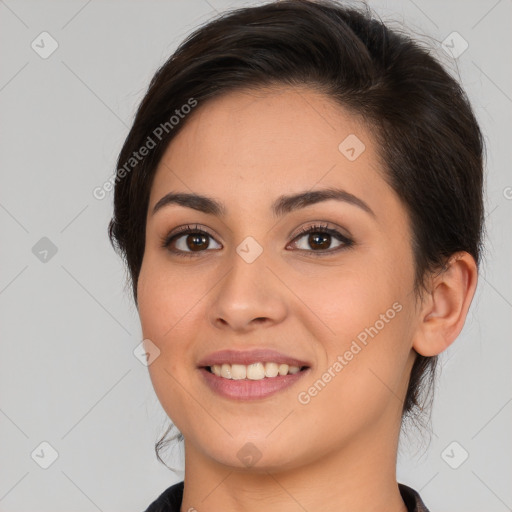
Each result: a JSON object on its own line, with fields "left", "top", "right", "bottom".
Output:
{"left": 172, "top": 231, "right": 221, "bottom": 253}
{"left": 183, "top": 233, "right": 210, "bottom": 251}
{"left": 307, "top": 232, "right": 331, "bottom": 250}
{"left": 289, "top": 224, "right": 353, "bottom": 254}
{"left": 162, "top": 226, "right": 222, "bottom": 256}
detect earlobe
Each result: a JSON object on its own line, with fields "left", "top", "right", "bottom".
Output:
{"left": 412, "top": 252, "right": 478, "bottom": 357}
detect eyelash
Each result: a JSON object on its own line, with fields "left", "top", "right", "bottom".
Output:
{"left": 160, "top": 223, "right": 354, "bottom": 258}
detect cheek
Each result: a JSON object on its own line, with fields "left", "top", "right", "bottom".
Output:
{"left": 297, "top": 306, "right": 412, "bottom": 440}
{"left": 137, "top": 255, "right": 206, "bottom": 344}
{"left": 288, "top": 261, "right": 412, "bottom": 417}
{"left": 288, "top": 257, "right": 404, "bottom": 344}
{"left": 137, "top": 260, "right": 202, "bottom": 433}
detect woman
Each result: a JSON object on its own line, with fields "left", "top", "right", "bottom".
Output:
{"left": 108, "top": 1, "right": 484, "bottom": 510}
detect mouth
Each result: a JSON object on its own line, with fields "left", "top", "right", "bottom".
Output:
{"left": 202, "top": 362, "right": 310, "bottom": 380}
{"left": 197, "top": 349, "right": 312, "bottom": 400}
{"left": 198, "top": 361, "right": 311, "bottom": 401}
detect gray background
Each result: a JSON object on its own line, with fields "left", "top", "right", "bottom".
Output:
{"left": 0, "top": 0, "right": 510, "bottom": 511}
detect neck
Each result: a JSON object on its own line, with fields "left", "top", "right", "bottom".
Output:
{"left": 180, "top": 413, "right": 408, "bottom": 512}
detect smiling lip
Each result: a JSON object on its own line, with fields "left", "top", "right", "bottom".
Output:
{"left": 199, "top": 367, "right": 311, "bottom": 400}
{"left": 196, "top": 348, "right": 311, "bottom": 368}
{"left": 197, "top": 348, "right": 311, "bottom": 401}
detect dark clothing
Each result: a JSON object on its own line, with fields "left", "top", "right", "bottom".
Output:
{"left": 143, "top": 481, "right": 430, "bottom": 512}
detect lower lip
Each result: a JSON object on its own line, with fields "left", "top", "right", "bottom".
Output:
{"left": 199, "top": 367, "right": 310, "bottom": 400}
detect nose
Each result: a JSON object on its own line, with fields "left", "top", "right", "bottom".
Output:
{"left": 207, "top": 252, "right": 288, "bottom": 333}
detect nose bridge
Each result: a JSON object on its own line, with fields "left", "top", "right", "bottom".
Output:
{"left": 208, "top": 242, "right": 287, "bottom": 330}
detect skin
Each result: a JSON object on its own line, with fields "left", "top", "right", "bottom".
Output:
{"left": 136, "top": 86, "right": 477, "bottom": 512}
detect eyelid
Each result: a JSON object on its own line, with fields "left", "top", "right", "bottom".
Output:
{"left": 160, "top": 224, "right": 221, "bottom": 251}
{"left": 167, "top": 223, "right": 218, "bottom": 240}
{"left": 287, "top": 222, "right": 353, "bottom": 251}
{"left": 288, "top": 220, "right": 353, "bottom": 243}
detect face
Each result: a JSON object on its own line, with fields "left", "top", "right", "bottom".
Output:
{"left": 137, "top": 86, "right": 419, "bottom": 471}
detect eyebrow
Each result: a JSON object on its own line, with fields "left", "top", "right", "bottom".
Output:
{"left": 152, "top": 187, "right": 375, "bottom": 218}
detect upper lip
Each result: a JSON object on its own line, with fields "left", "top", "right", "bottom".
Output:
{"left": 197, "top": 349, "right": 311, "bottom": 368}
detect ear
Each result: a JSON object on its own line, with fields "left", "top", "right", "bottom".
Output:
{"left": 412, "top": 252, "right": 478, "bottom": 357}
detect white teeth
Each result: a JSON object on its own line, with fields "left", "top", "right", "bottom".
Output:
{"left": 208, "top": 362, "right": 303, "bottom": 380}
{"left": 264, "top": 362, "right": 279, "bottom": 378}
{"left": 220, "top": 363, "right": 232, "bottom": 379}
{"left": 230, "top": 364, "right": 247, "bottom": 380}
{"left": 247, "top": 362, "right": 265, "bottom": 380}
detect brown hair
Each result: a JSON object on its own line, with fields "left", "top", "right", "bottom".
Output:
{"left": 108, "top": 0, "right": 484, "bottom": 462}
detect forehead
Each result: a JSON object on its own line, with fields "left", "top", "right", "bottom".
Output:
{"left": 149, "top": 86, "right": 393, "bottom": 220}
